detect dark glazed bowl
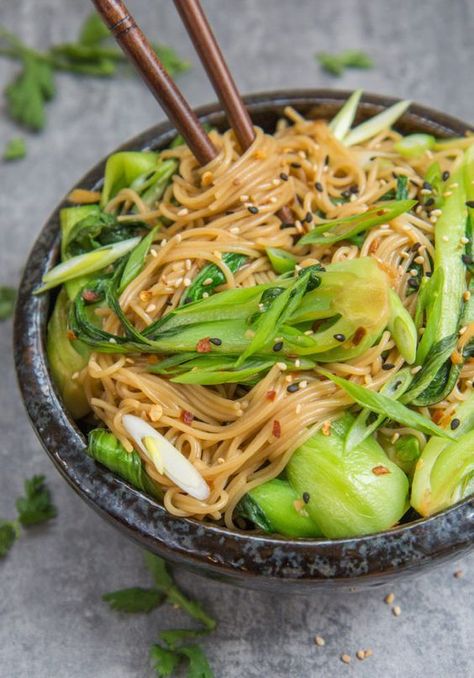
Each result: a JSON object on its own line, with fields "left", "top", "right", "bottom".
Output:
{"left": 14, "top": 90, "right": 474, "bottom": 592}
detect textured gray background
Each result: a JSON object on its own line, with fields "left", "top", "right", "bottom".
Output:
{"left": 1, "top": 1, "right": 473, "bottom": 676}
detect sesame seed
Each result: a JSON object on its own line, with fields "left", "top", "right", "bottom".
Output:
{"left": 248, "top": 205, "right": 259, "bottom": 214}
{"left": 298, "top": 150, "right": 306, "bottom": 159}
{"left": 356, "top": 650, "right": 366, "bottom": 661}
{"left": 392, "top": 605, "right": 401, "bottom": 617}
{"left": 150, "top": 248, "right": 158, "bottom": 258}
{"left": 451, "top": 182, "right": 459, "bottom": 189}
{"left": 146, "top": 303, "right": 156, "bottom": 313}
{"left": 443, "top": 190, "right": 453, "bottom": 197}
{"left": 382, "top": 363, "right": 395, "bottom": 370}
{"left": 277, "top": 362, "right": 287, "bottom": 370}
{"left": 287, "top": 383, "right": 300, "bottom": 393}
{"left": 422, "top": 181, "right": 433, "bottom": 191}
{"left": 314, "top": 181, "right": 324, "bottom": 192}
{"left": 161, "top": 238, "right": 168, "bottom": 247}
{"left": 463, "top": 290, "right": 471, "bottom": 301}
{"left": 334, "top": 333, "right": 346, "bottom": 342}
{"left": 202, "top": 292, "right": 209, "bottom": 298}
{"left": 414, "top": 255, "right": 425, "bottom": 264}
{"left": 71, "top": 371, "right": 79, "bottom": 380}
{"left": 239, "top": 194, "right": 249, "bottom": 202}
{"left": 272, "top": 178, "right": 282, "bottom": 186}
{"left": 109, "top": 338, "right": 117, "bottom": 344}
{"left": 173, "top": 277, "right": 183, "bottom": 288}
{"left": 209, "top": 337, "right": 222, "bottom": 346}
{"left": 295, "top": 403, "right": 302, "bottom": 414}
{"left": 385, "top": 593, "right": 395, "bottom": 604}
{"left": 314, "top": 635, "right": 325, "bottom": 647}
{"left": 273, "top": 341, "right": 284, "bottom": 352}
{"left": 270, "top": 196, "right": 278, "bottom": 203}
{"left": 454, "top": 569, "right": 464, "bottom": 578}
{"left": 341, "top": 654, "right": 351, "bottom": 664}
{"left": 183, "top": 277, "right": 192, "bottom": 287}
{"left": 305, "top": 211, "right": 313, "bottom": 223}
{"left": 459, "top": 325, "right": 468, "bottom": 335}
{"left": 230, "top": 226, "right": 240, "bottom": 234}
{"left": 285, "top": 375, "right": 293, "bottom": 383}
{"left": 411, "top": 365, "right": 422, "bottom": 374}
{"left": 185, "top": 259, "right": 192, "bottom": 271}
{"left": 442, "top": 235, "right": 449, "bottom": 242}
{"left": 450, "top": 418, "right": 460, "bottom": 430}
{"left": 431, "top": 209, "right": 442, "bottom": 217}
{"left": 175, "top": 234, "right": 182, "bottom": 242}
{"left": 303, "top": 492, "right": 310, "bottom": 503}
{"left": 177, "top": 207, "right": 189, "bottom": 216}
{"left": 294, "top": 359, "right": 301, "bottom": 368}
{"left": 461, "top": 236, "right": 469, "bottom": 244}
{"left": 410, "top": 268, "right": 418, "bottom": 276}
{"left": 390, "top": 432, "right": 400, "bottom": 444}
{"left": 442, "top": 170, "right": 450, "bottom": 181}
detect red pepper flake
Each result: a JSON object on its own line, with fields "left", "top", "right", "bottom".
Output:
{"left": 372, "top": 465, "right": 390, "bottom": 476}
{"left": 376, "top": 209, "right": 386, "bottom": 216}
{"left": 369, "top": 238, "right": 380, "bottom": 254}
{"left": 181, "top": 410, "right": 194, "bottom": 425}
{"left": 272, "top": 420, "right": 282, "bottom": 438}
{"left": 82, "top": 288, "right": 100, "bottom": 302}
{"left": 147, "top": 355, "right": 159, "bottom": 364}
{"left": 66, "top": 330, "right": 77, "bottom": 341}
{"left": 352, "top": 326, "right": 366, "bottom": 346}
{"left": 266, "top": 389, "right": 277, "bottom": 401}
{"left": 196, "top": 337, "right": 212, "bottom": 353}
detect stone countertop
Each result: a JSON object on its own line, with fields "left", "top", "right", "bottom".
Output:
{"left": 0, "top": 1, "right": 473, "bottom": 676}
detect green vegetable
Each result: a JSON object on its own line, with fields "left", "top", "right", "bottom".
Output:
{"left": 404, "top": 161, "right": 468, "bottom": 405}
{"left": 0, "top": 286, "right": 16, "bottom": 320}
{"left": 3, "top": 136, "right": 26, "bottom": 160}
{"left": 16, "top": 475, "right": 57, "bottom": 527}
{"left": 381, "top": 434, "right": 421, "bottom": 477}
{"left": 78, "top": 12, "right": 110, "bottom": 46}
{"left": 287, "top": 415, "right": 409, "bottom": 538}
{"left": 182, "top": 252, "right": 248, "bottom": 304}
{"left": 87, "top": 429, "right": 162, "bottom": 499}
{"left": 387, "top": 288, "right": 417, "bottom": 364}
{"left": 344, "top": 368, "right": 413, "bottom": 452}
{"left": 0, "top": 521, "right": 18, "bottom": 558}
{"left": 266, "top": 247, "right": 297, "bottom": 274}
{"left": 102, "top": 588, "right": 164, "bottom": 613}
{"left": 329, "top": 89, "right": 362, "bottom": 141}
{"left": 396, "top": 175, "right": 409, "bottom": 200}
{"left": 236, "top": 479, "right": 322, "bottom": 537}
{"left": 101, "top": 151, "right": 159, "bottom": 206}
{"left": 150, "top": 644, "right": 181, "bottom": 677}
{"left": 394, "top": 134, "right": 436, "bottom": 158}
{"left": 411, "top": 392, "right": 474, "bottom": 516}
{"left": 119, "top": 224, "right": 161, "bottom": 293}
{"left": 5, "top": 51, "right": 55, "bottom": 131}
{"left": 344, "top": 100, "right": 411, "bottom": 147}
{"left": 299, "top": 199, "right": 416, "bottom": 245}
{"left": 36, "top": 236, "right": 140, "bottom": 293}
{"left": 318, "top": 368, "right": 454, "bottom": 441}
{"left": 316, "top": 50, "right": 373, "bottom": 76}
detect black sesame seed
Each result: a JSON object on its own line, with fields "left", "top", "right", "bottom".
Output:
{"left": 209, "top": 337, "right": 222, "bottom": 346}
{"left": 324, "top": 155, "right": 330, "bottom": 166}
{"left": 291, "top": 162, "right": 302, "bottom": 169}
{"left": 394, "top": 380, "right": 402, "bottom": 389}
{"left": 280, "top": 172, "right": 289, "bottom": 181}
{"left": 287, "top": 383, "right": 300, "bottom": 393}
{"left": 315, "top": 181, "right": 324, "bottom": 192}
{"left": 410, "top": 242, "right": 422, "bottom": 252}
{"left": 425, "top": 271, "right": 433, "bottom": 278}
{"left": 450, "top": 418, "right": 461, "bottom": 430}
{"left": 280, "top": 222, "right": 294, "bottom": 230}
{"left": 466, "top": 201, "right": 474, "bottom": 209}
{"left": 407, "top": 277, "right": 419, "bottom": 288}
{"left": 367, "top": 412, "right": 378, "bottom": 425}
{"left": 302, "top": 492, "right": 310, "bottom": 504}
{"left": 334, "top": 333, "right": 346, "bottom": 342}
{"left": 442, "top": 170, "right": 450, "bottom": 182}
{"left": 273, "top": 341, "right": 284, "bottom": 352}
{"left": 248, "top": 205, "right": 259, "bottom": 214}
{"left": 462, "top": 254, "right": 473, "bottom": 265}
{"left": 350, "top": 184, "right": 359, "bottom": 194}
{"left": 341, "top": 190, "right": 351, "bottom": 199}
{"left": 382, "top": 362, "right": 395, "bottom": 370}
{"left": 425, "top": 197, "right": 435, "bottom": 207}
{"left": 422, "top": 181, "right": 433, "bottom": 191}
{"left": 305, "top": 211, "right": 313, "bottom": 223}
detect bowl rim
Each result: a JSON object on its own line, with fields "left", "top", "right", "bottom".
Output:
{"left": 14, "top": 89, "right": 474, "bottom": 587}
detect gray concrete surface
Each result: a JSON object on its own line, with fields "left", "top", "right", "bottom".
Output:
{"left": 1, "top": 1, "right": 473, "bottom": 676}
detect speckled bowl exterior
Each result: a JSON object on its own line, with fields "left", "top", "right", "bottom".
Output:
{"left": 14, "top": 90, "right": 474, "bottom": 592}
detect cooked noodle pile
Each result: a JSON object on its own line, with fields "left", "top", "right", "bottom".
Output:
{"left": 77, "top": 108, "right": 473, "bottom": 526}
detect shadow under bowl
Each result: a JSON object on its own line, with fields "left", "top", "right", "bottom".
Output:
{"left": 14, "top": 90, "right": 474, "bottom": 593}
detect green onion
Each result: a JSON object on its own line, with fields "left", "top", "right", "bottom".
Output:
{"left": 344, "top": 100, "right": 411, "bottom": 147}
{"left": 394, "top": 134, "right": 436, "bottom": 158}
{"left": 266, "top": 247, "right": 297, "bottom": 274}
{"left": 329, "top": 89, "right": 362, "bottom": 141}
{"left": 387, "top": 289, "right": 417, "bottom": 364}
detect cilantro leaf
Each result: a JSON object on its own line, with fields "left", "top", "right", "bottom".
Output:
{"left": 16, "top": 475, "right": 57, "bottom": 527}
{"left": 3, "top": 137, "right": 26, "bottom": 161}
{"left": 153, "top": 43, "right": 190, "bottom": 77}
{"left": 180, "top": 645, "right": 214, "bottom": 678}
{"left": 79, "top": 12, "right": 110, "bottom": 47}
{"left": 102, "top": 587, "right": 164, "bottom": 613}
{"left": 5, "top": 55, "right": 55, "bottom": 131}
{"left": 0, "top": 286, "right": 17, "bottom": 320}
{"left": 144, "top": 553, "right": 216, "bottom": 630}
{"left": 150, "top": 643, "right": 181, "bottom": 677}
{"left": 160, "top": 629, "right": 207, "bottom": 650}
{"left": 0, "top": 521, "right": 18, "bottom": 557}
{"left": 316, "top": 50, "right": 374, "bottom": 77}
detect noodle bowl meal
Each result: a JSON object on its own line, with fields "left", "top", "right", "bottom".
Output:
{"left": 40, "top": 91, "right": 474, "bottom": 539}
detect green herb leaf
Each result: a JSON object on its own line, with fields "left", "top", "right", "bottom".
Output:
{"left": 78, "top": 12, "right": 110, "bottom": 47}
{"left": 16, "top": 475, "right": 57, "bottom": 527}
{"left": 319, "top": 368, "right": 454, "bottom": 441}
{"left": 102, "top": 587, "right": 164, "bottom": 613}
{"left": 152, "top": 43, "right": 191, "bottom": 77}
{"left": 144, "top": 553, "right": 216, "bottom": 630}
{"left": 179, "top": 645, "right": 214, "bottom": 678}
{"left": 159, "top": 629, "right": 208, "bottom": 650}
{"left": 0, "top": 286, "right": 17, "bottom": 320}
{"left": 150, "top": 644, "right": 181, "bottom": 677}
{"left": 3, "top": 137, "right": 26, "bottom": 161}
{"left": 5, "top": 55, "right": 55, "bottom": 131}
{"left": 316, "top": 50, "right": 373, "bottom": 76}
{"left": 0, "top": 521, "right": 18, "bottom": 557}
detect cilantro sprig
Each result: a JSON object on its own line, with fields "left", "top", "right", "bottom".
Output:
{"left": 3, "top": 137, "right": 26, "bottom": 161}
{"left": 316, "top": 49, "right": 374, "bottom": 76}
{"left": 103, "top": 553, "right": 216, "bottom": 677}
{"left": 0, "top": 475, "right": 57, "bottom": 558}
{"left": 0, "top": 13, "right": 190, "bottom": 133}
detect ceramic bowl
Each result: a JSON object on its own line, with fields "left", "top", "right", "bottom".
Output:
{"left": 14, "top": 90, "right": 474, "bottom": 592}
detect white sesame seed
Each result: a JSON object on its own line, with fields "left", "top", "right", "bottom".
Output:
{"left": 410, "top": 269, "right": 418, "bottom": 276}
{"left": 392, "top": 605, "right": 401, "bottom": 617}
{"left": 350, "top": 193, "right": 357, "bottom": 202}
{"left": 177, "top": 207, "right": 188, "bottom": 216}
{"left": 380, "top": 224, "right": 390, "bottom": 230}
{"left": 161, "top": 239, "right": 168, "bottom": 247}
{"left": 109, "top": 338, "right": 117, "bottom": 344}
{"left": 459, "top": 326, "right": 467, "bottom": 336}
{"left": 450, "top": 182, "right": 459, "bottom": 189}
{"left": 202, "top": 292, "right": 209, "bottom": 298}
{"left": 431, "top": 209, "right": 442, "bottom": 217}
{"left": 295, "top": 404, "right": 302, "bottom": 414}
{"left": 285, "top": 375, "right": 293, "bottom": 383}
{"left": 385, "top": 592, "right": 395, "bottom": 604}
{"left": 314, "top": 635, "right": 325, "bottom": 647}
{"left": 341, "top": 654, "right": 351, "bottom": 664}
{"left": 272, "top": 178, "right": 281, "bottom": 186}
{"left": 461, "top": 236, "right": 469, "bottom": 245}
{"left": 185, "top": 259, "right": 192, "bottom": 271}
{"left": 414, "top": 255, "right": 425, "bottom": 264}
{"left": 173, "top": 277, "right": 183, "bottom": 288}
{"left": 72, "top": 371, "right": 79, "bottom": 380}
{"left": 277, "top": 362, "right": 287, "bottom": 370}
{"left": 390, "top": 432, "right": 400, "bottom": 444}
{"left": 442, "top": 235, "right": 449, "bottom": 242}
{"left": 175, "top": 234, "right": 182, "bottom": 242}
{"left": 304, "top": 330, "right": 314, "bottom": 335}
{"left": 150, "top": 248, "right": 158, "bottom": 258}
{"left": 239, "top": 194, "right": 249, "bottom": 202}
{"left": 294, "top": 359, "right": 301, "bottom": 368}
{"left": 146, "top": 303, "right": 156, "bottom": 313}
{"left": 270, "top": 196, "right": 278, "bottom": 203}
{"left": 299, "top": 380, "right": 308, "bottom": 388}
{"left": 411, "top": 365, "right": 422, "bottom": 374}
{"left": 443, "top": 191, "right": 453, "bottom": 197}
{"left": 183, "top": 278, "right": 192, "bottom": 287}
{"left": 203, "top": 277, "right": 213, "bottom": 286}
{"left": 230, "top": 226, "right": 240, "bottom": 234}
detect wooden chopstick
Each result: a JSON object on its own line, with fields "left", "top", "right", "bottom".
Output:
{"left": 91, "top": 0, "right": 217, "bottom": 165}
{"left": 173, "top": 0, "right": 254, "bottom": 151}
{"left": 173, "top": 0, "right": 294, "bottom": 224}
